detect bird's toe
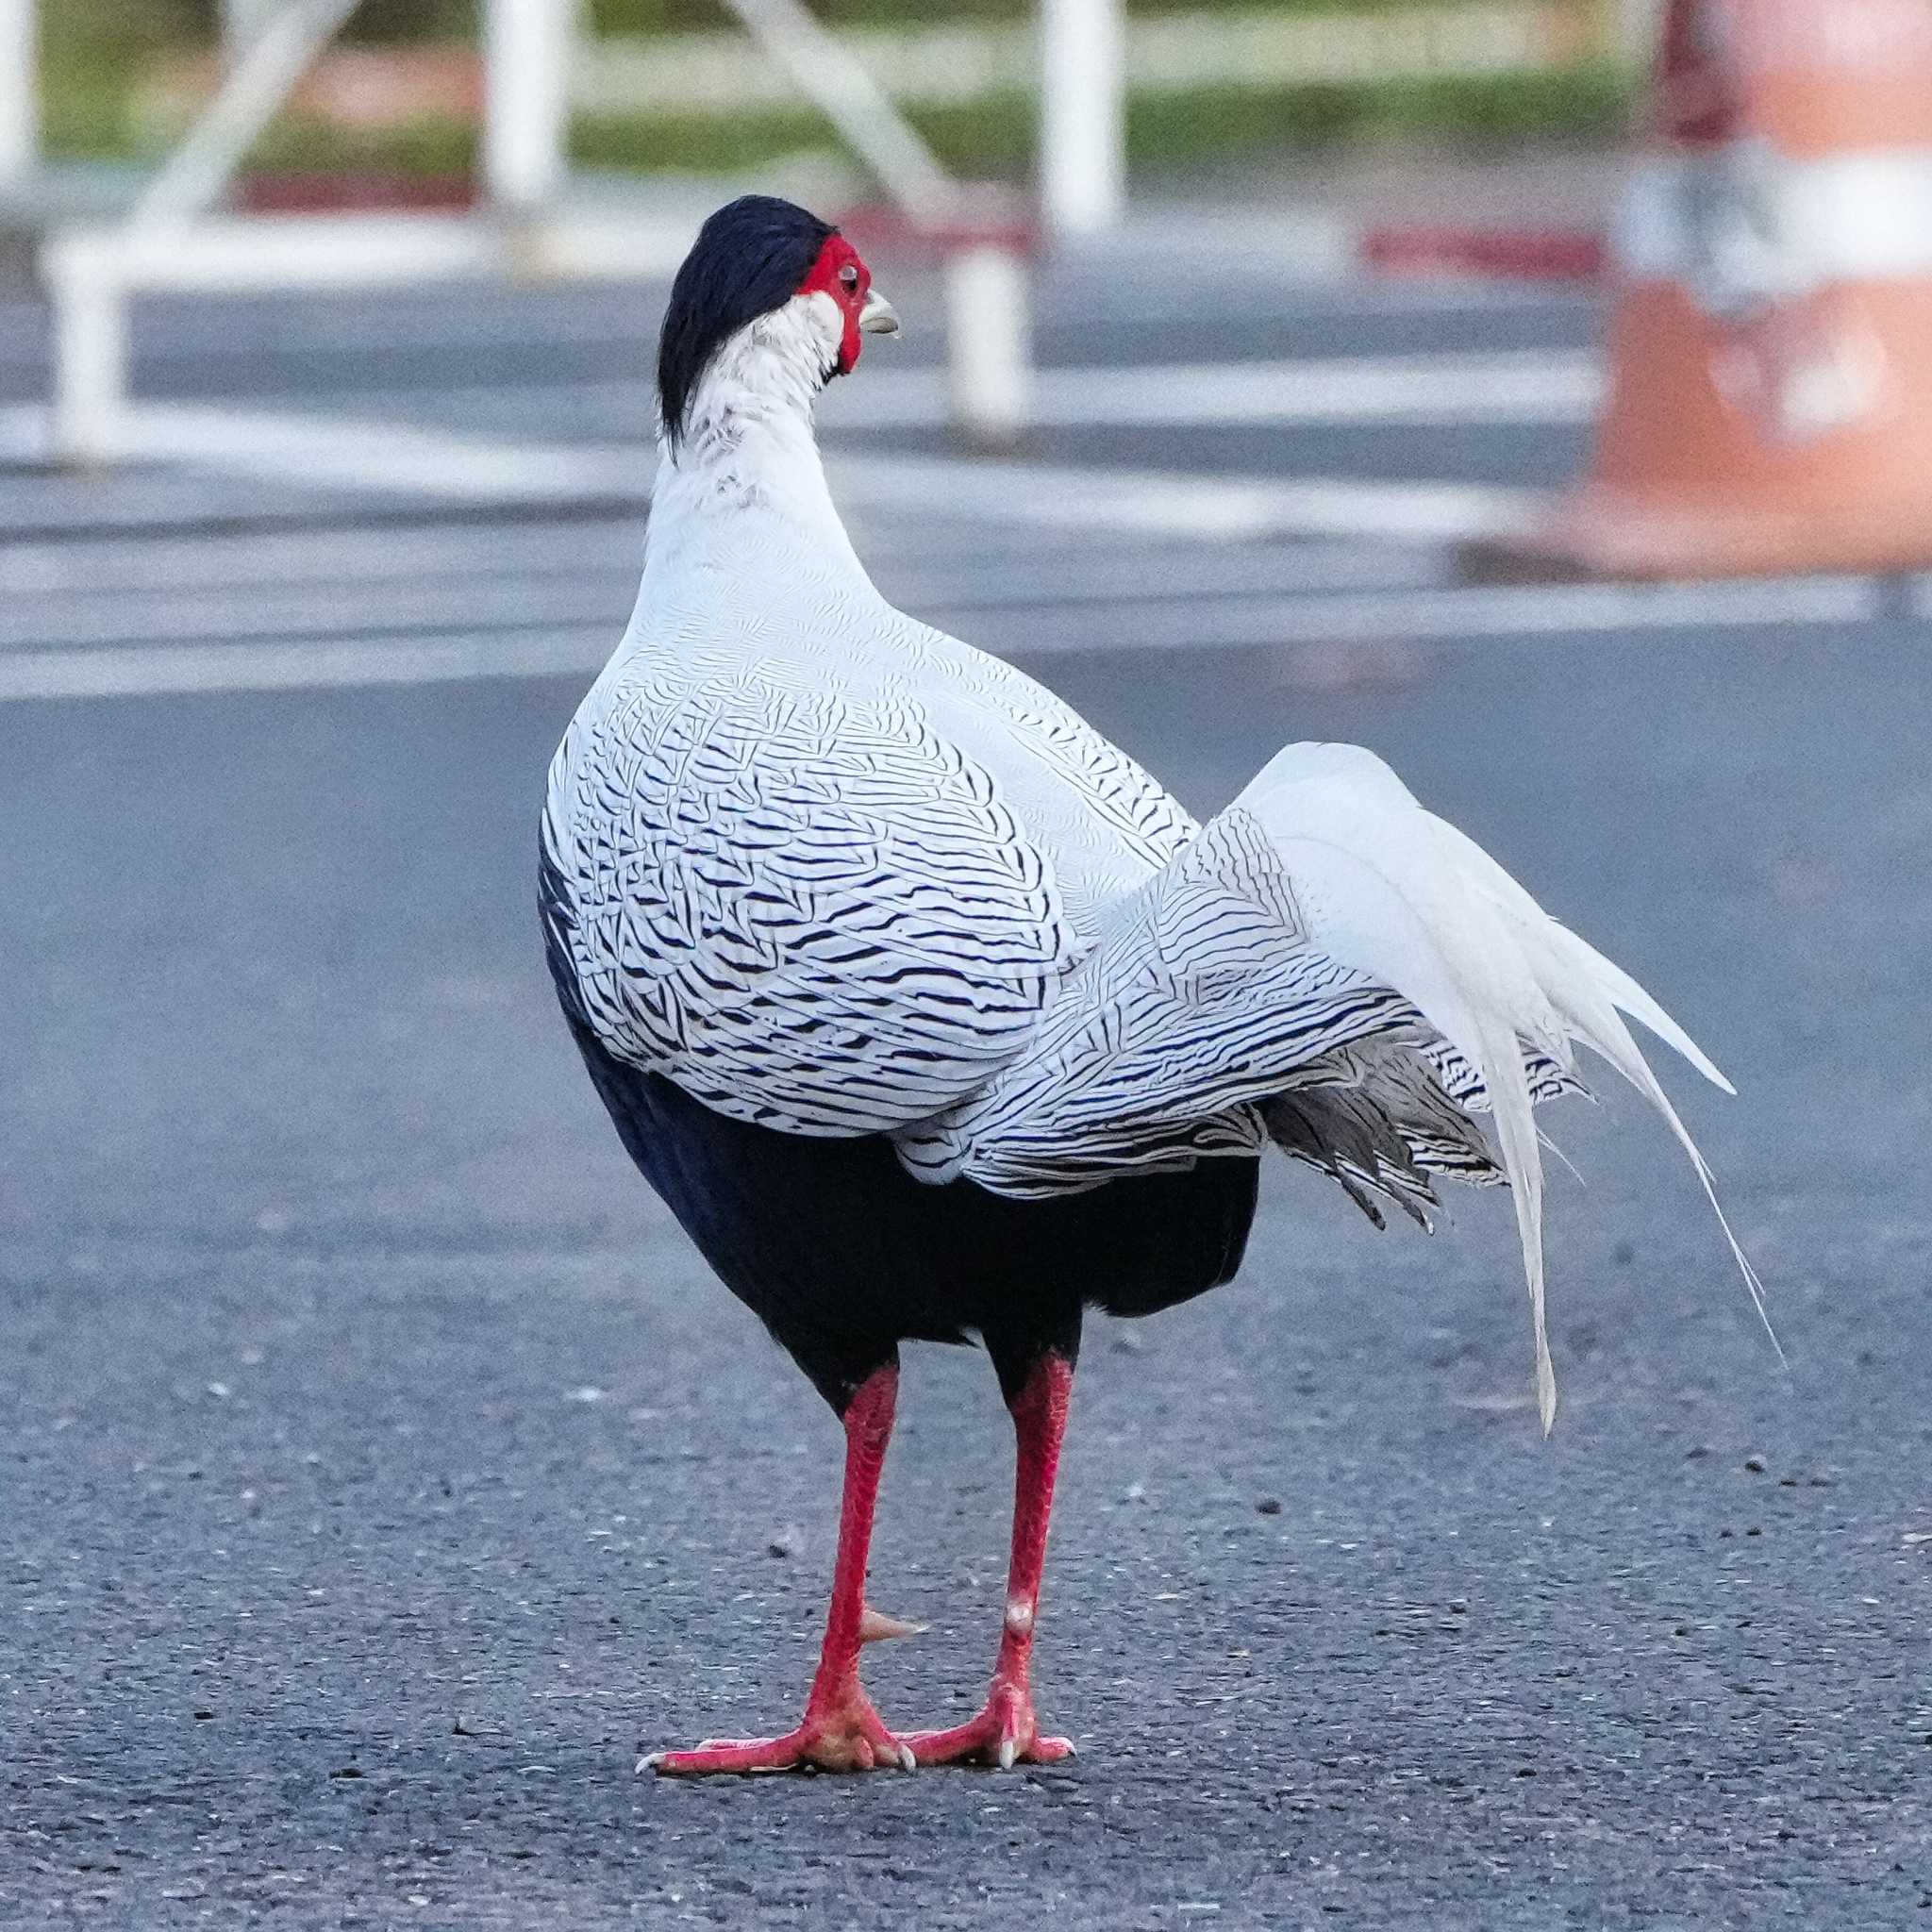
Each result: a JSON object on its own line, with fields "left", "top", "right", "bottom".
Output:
{"left": 907, "top": 1683, "right": 1072, "bottom": 1770}
{"left": 643, "top": 1700, "right": 916, "bottom": 1776}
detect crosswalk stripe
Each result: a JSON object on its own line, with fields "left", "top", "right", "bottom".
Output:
{"left": 5, "top": 402, "right": 1541, "bottom": 542}
{"left": 0, "top": 576, "right": 1880, "bottom": 707}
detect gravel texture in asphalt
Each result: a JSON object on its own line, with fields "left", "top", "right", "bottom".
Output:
{"left": 5, "top": 610, "right": 1928, "bottom": 1925}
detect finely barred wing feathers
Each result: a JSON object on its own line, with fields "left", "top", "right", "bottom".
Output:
{"left": 546, "top": 658, "right": 1076, "bottom": 1137}
{"left": 1262, "top": 1042, "right": 1508, "bottom": 1232}
{"left": 912, "top": 630, "right": 1202, "bottom": 895}
{"left": 1260, "top": 1038, "right": 1585, "bottom": 1231}
{"left": 896, "top": 808, "right": 1422, "bottom": 1190}
{"left": 912, "top": 741, "right": 1754, "bottom": 1433}
{"left": 1005, "top": 699, "right": 1198, "bottom": 863}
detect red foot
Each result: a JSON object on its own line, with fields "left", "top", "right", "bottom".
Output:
{"left": 643, "top": 1697, "right": 915, "bottom": 1776}
{"left": 906, "top": 1682, "right": 1074, "bottom": 1770}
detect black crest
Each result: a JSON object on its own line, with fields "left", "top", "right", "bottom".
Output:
{"left": 657, "top": 195, "right": 837, "bottom": 448}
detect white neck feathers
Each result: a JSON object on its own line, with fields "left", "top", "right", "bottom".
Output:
{"left": 646, "top": 293, "right": 862, "bottom": 575}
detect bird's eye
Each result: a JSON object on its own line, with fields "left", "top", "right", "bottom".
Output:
{"left": 839, "top": 264, "right": 860, "bottom": 291}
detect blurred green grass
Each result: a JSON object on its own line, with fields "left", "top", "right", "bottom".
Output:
{"left": 42, "top": 1, "right": 1633, "bottom": 176}
{"left": 575, "top": 65, "right": 1631, "bottom": 177}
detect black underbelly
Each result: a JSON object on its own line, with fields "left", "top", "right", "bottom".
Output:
{"left": 571, "top": 1024, "right": 1259, "bottom": 1407}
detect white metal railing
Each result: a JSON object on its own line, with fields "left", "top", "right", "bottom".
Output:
{"left": 5, "top": 0, "right": 1136, "bottom": 225}
{"left": 42, "top": 0, "right": 1045, "bottom": 466}
{"left": 0, "top": 0, "right": 35, "bottom": 190}
{"left": 221, "top": 0, "right": 289, "bottom": 57}
{"left": 130, "top": 0, "right": 360, "bottom": 227}
{"left": 721, "top": 0, "right": 958, "bottom": 224}
{"left": 46, "top": 0, "right": 377, "bottom": 464}
{"left": 483, "top": 0, "right": 573, "bottom": 212}
{"left": 1041, "top": 0, "right": 1124, "bottom": 235}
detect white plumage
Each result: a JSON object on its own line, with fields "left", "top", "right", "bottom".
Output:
{"left": 543, "top": 241, "right": 1758, "bottom": 1436}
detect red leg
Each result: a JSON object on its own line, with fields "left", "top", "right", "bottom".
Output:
{"left": 908, "top": 1352, "right": 1076, "bottom": 1769}
{"left": 645, "top": 1365, "right": 916, "bottom": 1775}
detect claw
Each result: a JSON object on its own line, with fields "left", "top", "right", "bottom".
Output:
{"left": 858, "top": 1607, "right": 927, "bottom": 1644}
{"left": 906, "top": 1684, "right": 1074, "bottom": 1770}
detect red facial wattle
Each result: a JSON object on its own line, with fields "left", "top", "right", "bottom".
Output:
{"left": 798, "top": 234, "right": 872, "bottom": 375}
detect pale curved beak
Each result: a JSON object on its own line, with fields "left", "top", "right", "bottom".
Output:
{"left": 859, "top": 287, "right": 900, "bottom": 336}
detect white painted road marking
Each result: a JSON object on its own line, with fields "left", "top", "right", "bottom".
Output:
{"left": 241, "top": 349, "right": 1600, "bottom": 437}
{"left": 0, "top": 541, "right": 1446, "bottom": 650}
{"left": 851, "top": 453, "right": 1537, "bottom": 543}
{"left": 0, "top": 576, "right": 1883, "bottom": 706}
{"left": 4, "top": 343, "right": 1594, "bottom": 499}
{"left": 835, "top": 350, "right": 1600, "bottom": 431}
{"left": 0, "top": 277, "right": 1590, "bottom": 375}
{"left": 0, "top": 403, "right": 1541, "bottom": 543}
{"left": 125, "top": 408, "right": 647, "bottom": 504}
{"left": 0, "top": 627, "right": 610, "bottom": 704}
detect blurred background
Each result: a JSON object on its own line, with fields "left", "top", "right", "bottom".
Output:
{"left": 5, "top": 2, "right": 1932, "bottom": 1925}
{"left": 32, "top": 0, "right": 1640, "bottom": 209}
{"left": 8, "top": 0, "right": 1662, "bottom": 469}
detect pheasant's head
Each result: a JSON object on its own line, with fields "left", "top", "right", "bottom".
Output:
{"left": 657, "top": 195, "right": 898, "bottom": 451}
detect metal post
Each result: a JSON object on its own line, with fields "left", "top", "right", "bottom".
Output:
{"left": 484, "top": 0, "right": 573, "bottom": 214}
{"left": 221, "top": 0, "right": 287, "bottom": 58}
{"left": 45, "top": 230, "right": 127, "bottom": 466}
{"left": 0, "top": 0, "right": 36, "bottom": 191}
{"left": 131, "top": 0, "right": 359, "bottom": 227}
{"left": 1039, "top": 0, "right": 1124, "bottom": 237}
{"left": 946, "top": 243, "right": 1029, "bottom": 446}
{"left": 719, "top": 0, "right": 953, "bottom": 224}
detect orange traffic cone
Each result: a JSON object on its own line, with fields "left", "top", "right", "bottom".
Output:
{"left": 1477, "top": 0, "right": 1932, "bottom": 579}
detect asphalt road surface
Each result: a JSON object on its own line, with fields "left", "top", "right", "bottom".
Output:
{"left": 3, "top": 235, "right": 1929, "bottom": 1928}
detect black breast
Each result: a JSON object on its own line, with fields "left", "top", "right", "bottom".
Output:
{"left": 567, "top": 1018, "right": 1257, "bottom": 1409}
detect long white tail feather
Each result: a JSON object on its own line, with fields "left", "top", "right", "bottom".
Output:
{"left": 1428, "top": 813, "right": 1736, "bottom": 1094}
{"left": 909, "top": 740, "right": 1764, "bottom": 1427}
{"left": 1486, "top": 919, "right": 1774, "bottom": 1355}
{"left": 1539, "top": 1129, "right": 1588, "bottom": 1191}
{"left": 1238, "top": 742, "right": 1767, "bottom": 1431}
{"left": 1541, "top": 964, "right": 1779, "bottom": 1360}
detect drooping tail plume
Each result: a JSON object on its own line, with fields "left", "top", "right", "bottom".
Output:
{"left": 906, "top": 741, "right": 1765, "bottom": 1431}
{"left": 1235, "top": 743, "right": 1768, "bottom": 1431}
